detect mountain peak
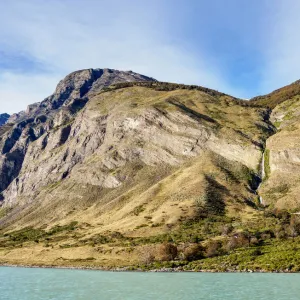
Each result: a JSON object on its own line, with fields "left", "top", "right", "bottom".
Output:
{"left": 9, "top": 68, "right": 156, "bottom": 123}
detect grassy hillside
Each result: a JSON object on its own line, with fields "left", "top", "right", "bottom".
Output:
{"left": 1, "top": 81, "right": 300, "bottom": 271}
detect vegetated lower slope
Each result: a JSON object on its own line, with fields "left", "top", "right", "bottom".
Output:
{"left": 0, "top": 70, "right": 300, "bottom": 271}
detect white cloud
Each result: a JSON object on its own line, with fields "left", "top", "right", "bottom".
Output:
{"left": 260, "top": 0, "right": 300, "bottom": 94}
{"left": 0, "top": 72, "right": 60, "bottom": 114}
{"left": 0, "top": 0, "right": 248, "bottom": 114}
{"left": 2, "top": 0, "right": 300, "bottom": 113}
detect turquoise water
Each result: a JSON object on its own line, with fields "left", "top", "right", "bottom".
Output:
{"left": 1, "top": 267, "right": 300, "bottom": 299}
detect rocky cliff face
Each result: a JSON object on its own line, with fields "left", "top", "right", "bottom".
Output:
{"left": 0, "top": 114, "right": 9, "bottom": 126}
{"left": 7, "top": 68, "right": 156, "bottom": 124}
{"left": 0, "top": 69, "right": 155, "bottom": 206}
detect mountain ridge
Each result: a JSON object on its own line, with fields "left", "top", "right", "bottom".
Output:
{"left": 0, "top": 68, "right": 300, "bottom": 271}
{"left": 7, "top": 68, "right": 156, "bottom": 123}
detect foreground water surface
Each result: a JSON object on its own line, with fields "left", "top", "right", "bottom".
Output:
{"left": 1, "top": 267, "right": 300, "bottom": 299}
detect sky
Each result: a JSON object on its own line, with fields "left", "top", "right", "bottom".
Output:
{"left": 0, "top": 0, "right": 300, "bottom": 113}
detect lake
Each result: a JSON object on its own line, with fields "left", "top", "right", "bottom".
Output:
{"left": 1, "top": 267, "right": 299, "bottom": 299}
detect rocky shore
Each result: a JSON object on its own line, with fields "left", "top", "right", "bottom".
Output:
{"left": 0, "top": 263, "right": 295, "bottom": 273}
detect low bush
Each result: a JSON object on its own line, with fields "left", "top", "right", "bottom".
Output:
{"left": 205, "top": 240, "right": 222, "bottom": 257}
{"left": 182, "top": 244, "right": 204, "bottom": 261}
{"left": 158, "top": 243, "right": 178, "bottom": 261}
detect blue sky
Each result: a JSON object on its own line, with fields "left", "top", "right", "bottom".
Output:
{"left": 0, "top": 0, "right": 300, "bottom": 113}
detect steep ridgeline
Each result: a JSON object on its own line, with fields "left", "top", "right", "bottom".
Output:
{"left": 0, "top": 114, "right": 9, "bottom": 126}
{"left": 0, "top": 69, "right": 155, "bottom": 204}
{"left": 7, "top": 69, "right": 156, "bottom": 124}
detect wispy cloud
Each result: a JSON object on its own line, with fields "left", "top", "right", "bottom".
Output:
{"left": 260, "top": 0, "right": 300, "bottom": 94}
{"left": 0, "top": 0, "right": 300, "bottom": 113}
{"left": 0, "top": 72, "right": 60, "bottom": 114}
{"left": 0, "top": 0, "right": 249, "bottom": 113}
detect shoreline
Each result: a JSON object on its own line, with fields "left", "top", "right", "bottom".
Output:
{"left": 0, "top": 263, "right": 296, "bottom": 273}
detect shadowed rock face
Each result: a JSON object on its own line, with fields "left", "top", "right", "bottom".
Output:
{"left": 0, "top": 69, "right": 156, "bottom": 203}
{"left": 0, "top": 114, "right": 9, "bottom": 126}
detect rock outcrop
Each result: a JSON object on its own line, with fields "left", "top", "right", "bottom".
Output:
{"left": 0, "top": 114, "right": 9, "bottom": 126}
{"left": 0, "top": 69, "right": 155, "bottom": 207}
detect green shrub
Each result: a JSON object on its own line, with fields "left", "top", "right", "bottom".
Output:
{"left": 205, "top": 240, "right": 223, "bottom": 257}
{"left": 250, "top": 248, "right": 262, "bottom": 257}
{"left": 183, "top": 244, "right": 204, "bottom": 261}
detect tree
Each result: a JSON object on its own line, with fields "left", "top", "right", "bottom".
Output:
{"left": 205, "top": 240, "right": 222, "bottom": 257}
{"left": 183, "top": 244, "right": 204, "bottom": 261}
{"left": 158, "top": 243, "right": 178, "bottom": 261}
{"left": 289, "top": 215, "right": 300, "bottom": 241}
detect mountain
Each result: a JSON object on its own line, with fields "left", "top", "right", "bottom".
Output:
{"left": 7, "top": 68, "right": 156, "bottom": 124}
{"left": 0, "top": 69, "right": 300, "bottom": 271}
{"left": 0, "top": 68, "right": 155, "bottom": 203}
{"left": 0, "top": 113, "right": 9, "bottom": 126}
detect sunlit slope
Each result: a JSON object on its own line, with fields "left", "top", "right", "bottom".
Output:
{"left": 1, "top": 85, "right": 270, "bottom": 232}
